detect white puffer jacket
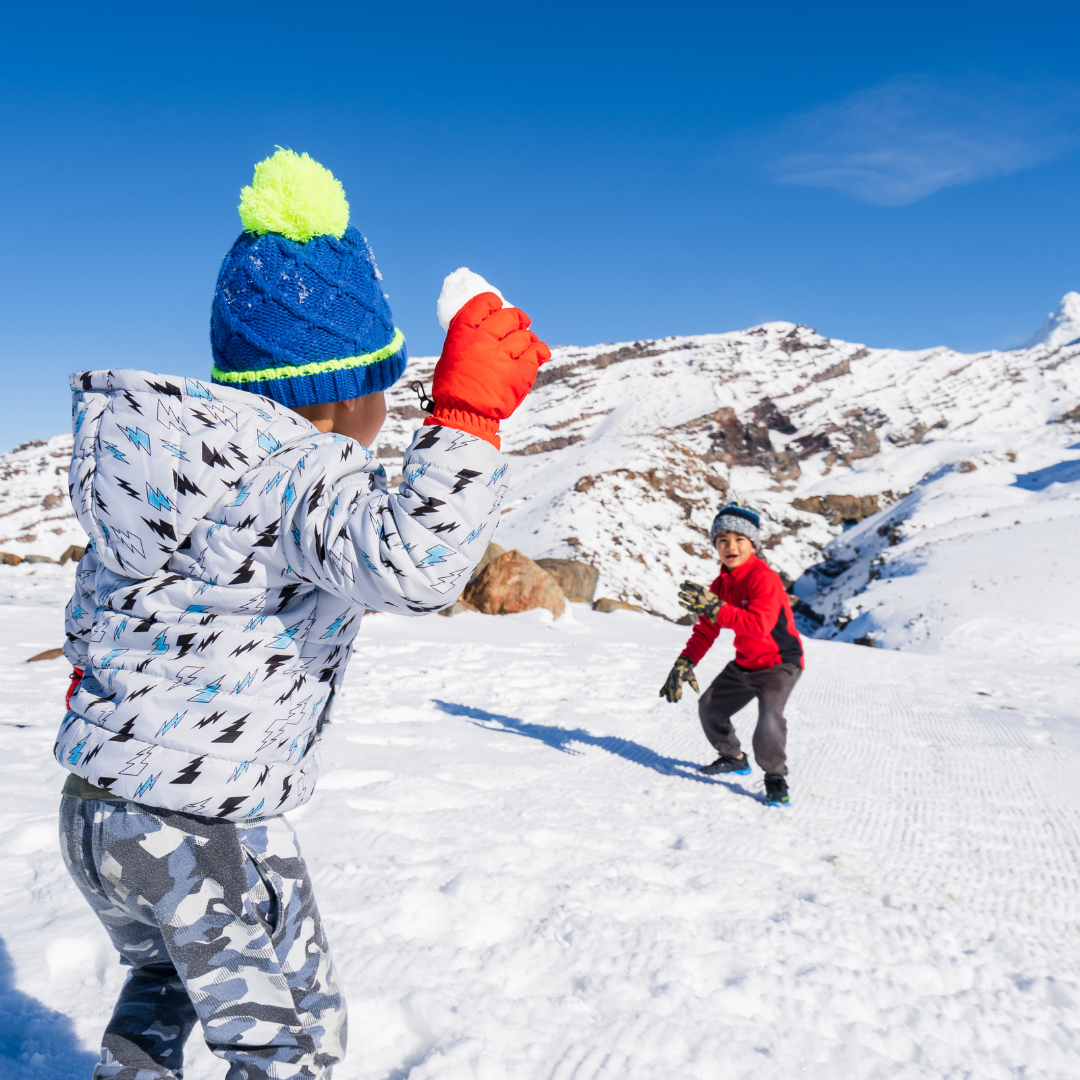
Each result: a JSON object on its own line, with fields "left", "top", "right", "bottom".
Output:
{"left": 56, "top": 370, "right": 508, "bottom": 820}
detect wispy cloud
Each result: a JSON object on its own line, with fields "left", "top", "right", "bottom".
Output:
{"left": 750, "top": 75, "right": 1080, "bottom": 206}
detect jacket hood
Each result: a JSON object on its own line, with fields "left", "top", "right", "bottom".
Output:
{"left": 69, "top": 369, "right": 317, "bottom": 579}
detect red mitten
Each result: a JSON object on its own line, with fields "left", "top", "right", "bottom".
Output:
{"left": 424, "top": 292, "right": 551, "bottom": 449}
{"left": 66, "top": 667, "right": 83, "bottom": 710}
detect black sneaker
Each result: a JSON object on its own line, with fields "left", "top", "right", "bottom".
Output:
{"left": 764, "top": 774, "right": 789, "bottom": 806}
{"left": 698, "top": 752, "right": 751, "bottom": 776}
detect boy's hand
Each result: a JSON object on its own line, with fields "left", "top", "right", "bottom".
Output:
{"left": 425, "top": 292, "right": 551, "bottom": 449}
{"left": 659, "top": 656, "right": 699, "bottom": 703}
{"left": 678, "top": 581, "right": 722, "bottom": 621}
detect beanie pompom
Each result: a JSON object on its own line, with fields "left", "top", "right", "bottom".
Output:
{"left": 239, "top": 148, "right": 349, "bottom": 243}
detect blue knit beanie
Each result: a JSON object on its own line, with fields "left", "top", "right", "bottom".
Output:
{"left": 210, "top": 149, "right": 407, "bottom": 408}
{"left": 709, "top": 499, "right": 763, "bottom": 547}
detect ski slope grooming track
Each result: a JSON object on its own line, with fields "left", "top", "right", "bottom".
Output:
{"left": 0, "top": 574, "right": 1078, "bottom": 1079}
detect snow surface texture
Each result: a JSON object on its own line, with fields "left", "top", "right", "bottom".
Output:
{"left": 435, "top": 268, "right": 509, "bottom": 332}
{"left": 1, "top": 577, "right": 1078, "bottom": 1079}
{"left": 6, "top": 294, "right": 1080, "bottom": 649}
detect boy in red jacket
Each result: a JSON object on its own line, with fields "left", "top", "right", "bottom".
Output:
{"left": 659, "top": 500, "right": 803, "bottom": 806}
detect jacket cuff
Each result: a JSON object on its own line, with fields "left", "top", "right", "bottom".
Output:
{"left": 425, "top": 407, "right": 500, "bottom": 449}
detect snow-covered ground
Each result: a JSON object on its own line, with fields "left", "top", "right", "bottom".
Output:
{"left": 2, "top": 564, "right": 1079, "bottom": 1079}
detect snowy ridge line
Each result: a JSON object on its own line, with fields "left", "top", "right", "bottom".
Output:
{"left": 5, "top": 294, "right": 1080, "bottom": 651}
{"left": 377, "top": 297, "right": 1080, "bottom": 651}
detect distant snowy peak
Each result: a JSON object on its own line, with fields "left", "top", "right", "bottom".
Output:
{"left": 1021, "top": 291, "right": 1080, "bottom": 350}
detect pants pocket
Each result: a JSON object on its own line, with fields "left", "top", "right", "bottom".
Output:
{"left": 242, "top": 847, "right": 283, "bottom": 940}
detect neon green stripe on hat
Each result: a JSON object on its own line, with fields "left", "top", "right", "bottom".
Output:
{"left": 211, "top": 328, "right": 405, "bottom": 385}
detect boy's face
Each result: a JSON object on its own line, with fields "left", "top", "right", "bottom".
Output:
{"left": 292, "top": 392, "right": 387, "bottom": 447}
{"left": 714, "top": 531, "right": 755, "bottom": 570}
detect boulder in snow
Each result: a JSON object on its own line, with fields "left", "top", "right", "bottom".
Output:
{"left": 463, "top": 550, "right": 566, "bottom": 619}
{"left": 535, "top": 558, "right": 599, "bottom": 603}
{"left": 593, "top": 597, "right": 645, "bottom": 614}
{"left": 471, "top": 542, "right": 506, "bottom": 582}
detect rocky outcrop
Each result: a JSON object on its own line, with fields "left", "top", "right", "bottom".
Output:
{"left": 702, "top": 406, "right": 801, "bottom": 482}
{"left": 535, "top": 558, "right": 599, "bottom": 603}
{"left": 509, "top": 436, "right": 583, "bottom": 456}
{"left": 792, "top": 494, "right": 882, "bottom": 525}
{"left": 463, "top": 550, "right": 566, "bottom": 618}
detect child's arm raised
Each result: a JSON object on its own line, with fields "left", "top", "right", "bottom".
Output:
{"left": 282, "top": 427, "right": 506, "bottom": 613}
{"left": 282, "top": 289, "right": 548, "bottom": 613}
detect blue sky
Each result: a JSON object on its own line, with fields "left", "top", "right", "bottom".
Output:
{"left": 3, "top": 0, "right": 1080, "bottom": 447}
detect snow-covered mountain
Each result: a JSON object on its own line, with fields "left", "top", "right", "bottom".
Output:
{"left": 1022, "top": 290, "right": 1080, "bottom": 350}
{"left": 5, "top": 296, "right": 1080, "bottom": 654}
{"left": 380, "top": 301, "right": 1080, "bottom": 648}
{"left": 0, "top": 435, "right": 83, "bottom": 561}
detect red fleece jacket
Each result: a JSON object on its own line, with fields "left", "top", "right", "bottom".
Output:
{"left": 680, "top": 554, "right": 804, "bottom": 671}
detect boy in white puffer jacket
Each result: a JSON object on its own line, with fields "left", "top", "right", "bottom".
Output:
{"left": 55, "top": 150, "right": 549, "bottom": 1080}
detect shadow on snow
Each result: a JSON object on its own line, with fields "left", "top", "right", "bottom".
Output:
{"left": 433, "top": 699, "right": 761, "bottom": 799}
{"left": 0, "top": 934, "right": 98, "bottom": 1079}
{"left": 1013, "top": 457, "right": 1080, "bottom": 491}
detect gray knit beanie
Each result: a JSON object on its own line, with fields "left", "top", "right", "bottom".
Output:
{"left": 709, "top": 500, "right": 762, "bottom": 548}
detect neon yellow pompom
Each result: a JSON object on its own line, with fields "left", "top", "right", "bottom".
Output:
{"left": 238, "top": 148, "right": 349, "bottom": 243}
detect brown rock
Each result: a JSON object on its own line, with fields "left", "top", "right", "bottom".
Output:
{"left": 792, "top": 493, "right": 881, "bottom": 524}
{"left": 42, "top": 493, "right": 64, "bottom": 509}
{"left": 508, "top": 435, "right": 583, "bottom": 456}
{"left": 438, "top": 598, "right": 479, "bottom": 617}
{"left": 23, "top": 554, "right": 57, "bottom": 564}
{"left": 0, "top": 552, "right": 22, "bottom": 566}
{"left": 59, "top": 544, "right": 87, "bottom": 565}
{"left": 810, "top": 357, "right": 852, "bottom": 383}
{"left": 701, "top": 407, "right": 801, "bottom": 482}
{"left": 592, "top": 597, "right": 645, "bottom": 614}
{"left": 463, "top": 550, "right": 566, "bottom": 618}
{"left": 471, "top": 542, "right": 506, "bottom": 581}
{"left": 535, "top": 558, "right": 599, "bottom": 603}
{"left": 27, "top": 647, "right": 65, "bottom": 662}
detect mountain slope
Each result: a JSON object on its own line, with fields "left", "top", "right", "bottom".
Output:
{"left": 380, "top": 300, "right": 1080, "bottom": 640}
{"left": 5, "top": 297, "right": 1080, "bottom": 650}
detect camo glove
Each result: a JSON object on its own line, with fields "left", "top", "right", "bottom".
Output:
{"left": 678, "top": 580, "right": 722, "bottom": 621}
{"left": 659, "top": 656, "right": 699, "bottom": 703}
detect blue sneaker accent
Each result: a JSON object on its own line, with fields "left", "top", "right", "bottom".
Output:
{"left": 764, "top": 774, "right": 789, "bottom": 805}
{"left": 698, "top": 753, "right": 751, "bottom": 776}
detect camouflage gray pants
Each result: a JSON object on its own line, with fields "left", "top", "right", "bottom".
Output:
{"left": 59, "top": 796, "right": 346, "bottom": 1079}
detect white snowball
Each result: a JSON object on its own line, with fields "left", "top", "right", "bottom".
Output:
{"left": 437, "top": 268, "right": 512, "bottom": 332}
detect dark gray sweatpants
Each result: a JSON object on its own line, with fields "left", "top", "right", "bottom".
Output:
{"left": 698, "top": 660, "right": 802, "bottom": 776}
